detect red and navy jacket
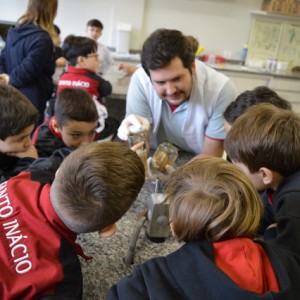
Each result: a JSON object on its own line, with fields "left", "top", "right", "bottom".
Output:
{"left": 57, "top": 66, "right": 112, "bottom": 100}
{"left": 109, "top": 240, "right": 300, "bottom": 300}
{"left": 0, "top": 148, "right": 89, "bottom": 299}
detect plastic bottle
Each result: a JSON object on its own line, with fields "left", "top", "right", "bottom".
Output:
{"left": 240, "top": 44, "right": 248, "bottom": 62}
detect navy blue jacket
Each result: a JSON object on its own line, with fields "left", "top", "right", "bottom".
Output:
{"left": 0, "top": 152, "right": 35, "bottom": 183}
{"left": 108, "top": 240, "right": 300, "bottom": 300}
{"left": 264, "top": 170, "right": 300, "bottom": 255}
{"left": 0, "top": 23, "right": 55, "bottom": 119}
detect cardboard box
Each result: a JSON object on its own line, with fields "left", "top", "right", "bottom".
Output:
{"left": 261, "top": 0, "right": 300, "bottom": 16}
{"left": 288, "top": 0, "right": 300, "bottom": 17}
{"left": 261, "top": 0, "right": 290, "bottom": 15}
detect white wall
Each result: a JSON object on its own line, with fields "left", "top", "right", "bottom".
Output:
{"left": 142, "top": 0, "right": 262, "bottom": 57}
{"left": 0, "top": 0, "right": 262, "bottom": 57}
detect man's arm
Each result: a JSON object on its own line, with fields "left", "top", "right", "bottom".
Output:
{"left": 205, "top": 80, "right": 236, "bottom": 152}
{"left": 126, "top": 72, "right": 153, "bottom": 122}
{"left": 202, "top": 136, "right": 224, "bottom": 157}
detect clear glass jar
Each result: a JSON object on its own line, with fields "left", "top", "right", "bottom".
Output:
{"left": 127, "top": 126, "right": 149, "bottom": 178}
{"left": 151, "top": 141, "right": 178, "bottom": 173}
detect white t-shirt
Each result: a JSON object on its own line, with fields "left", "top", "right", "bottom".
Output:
{"left": 97, "top": 42, "right": 114, "bottom": 74}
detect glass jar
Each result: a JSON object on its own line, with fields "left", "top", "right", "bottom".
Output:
{"left": 151, "top": 141, "right": 178, "bottom": 173}
{"left": 127, "top": 126, "right": 149, "bottom": 178}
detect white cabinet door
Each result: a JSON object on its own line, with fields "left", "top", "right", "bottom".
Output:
{"left": 269, "top": 77, "right": 300, "bottom": 114}
{"left": 220, "top": 70, "right": 272, "bottom": 95}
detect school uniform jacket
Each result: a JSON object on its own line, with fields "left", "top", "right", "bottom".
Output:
{"left": 32, "top": 117, "right": 67, "bottom": 157}
{"left": 57, "top": 66, "right": 112, "bottom": 99}
{"left": 0, "top": 152, "right": 35, "bottom": 183}
{"left": 0, "top": 148, "right": 89, "bottom": 299}
{"left": 0, "top": 23, "right": 55, "bottom": 117}
{"left": 108, "top": 240, "right": 300, "bottom": 300}
{"left": 264, "top": 169, "right": 300, "bottom": 255}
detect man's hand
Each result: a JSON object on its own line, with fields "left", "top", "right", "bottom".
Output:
{"left": 118, "top": 114, "right": 150, "bottom": 141}
{"left": 0, "top": 73, "right": 9, "bottom": 84}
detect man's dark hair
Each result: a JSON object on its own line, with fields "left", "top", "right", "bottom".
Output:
{"left": 87, "top": 19, "right": 103, "bottom": 30}
{"left": 62, "top": 35, "right": 97, "bottom": 66}
{"left": 141, "top": 29, "right": 195, "bottom": 77}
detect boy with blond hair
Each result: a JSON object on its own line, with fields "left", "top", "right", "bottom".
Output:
{"left": 109, "top": 157, "right": 300, "bottom": 299}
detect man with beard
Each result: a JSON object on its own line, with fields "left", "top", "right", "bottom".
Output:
{"left": 117, "top": 29, "right": 236, "bottom": 157}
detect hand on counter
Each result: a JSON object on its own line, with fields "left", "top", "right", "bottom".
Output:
{"left": 118, "top": 63, "right": 138, "bottom": 74}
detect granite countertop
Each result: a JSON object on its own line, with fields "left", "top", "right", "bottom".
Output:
{"left": 207, "top": 62, "right": 300, "bottom": 80}
{"left": 78, "top": 150, "right": 194, "bottom": 299}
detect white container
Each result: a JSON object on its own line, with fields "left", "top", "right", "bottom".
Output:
{"left": 116, "top": 23, "right": 132, "bottom": 54}
{"left": 276, "top": 61, "right": 288, "bottom": 72}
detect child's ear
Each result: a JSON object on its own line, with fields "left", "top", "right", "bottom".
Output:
{"left": 98, "top": 223, "right": 117, "bottom": 238}
{"left": 52, "top": 118, "right": 61, "bottom": 133}
{"left": 259, "top": 167, "right": 273, "bottom": 185}
{"left": 169, "top": 220, "right": 176, "bottom": 237}
{"left": 77, "top": 55, "right": 86, "bottom": 66}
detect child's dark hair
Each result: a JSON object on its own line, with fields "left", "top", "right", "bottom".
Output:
{"left": 86, "top": 19, "right": 103, "bottom": 30}
{"left": 55, "top": 88, "right": 98, "bottom": 127}
{"left": 225, "top": 103, "right": 300, "bottom": 176}
{"left": 0, "top": 84, "right": 38, "bottom": 140}
{"left": 53, "top": 24, "right": 60, "bottom": 35}
{"left": 185, "top": 35, "right": 199, "bottom": 54}
{"left": 62, "top": 35, "right": 97, "bottom": 66}
{"left": 224, "top": 86, "right": 292, "bottom": 125}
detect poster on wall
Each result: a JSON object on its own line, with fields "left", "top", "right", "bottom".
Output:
{"left": 277, "top": 22, "right": 300, "bottom": 68}
{"left": 246, "top": 17, "right": 283, "bottom": 67}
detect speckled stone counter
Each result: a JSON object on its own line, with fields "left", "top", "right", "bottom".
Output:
{"left": 78, "top": 150, "right": 194, "bottom": 300}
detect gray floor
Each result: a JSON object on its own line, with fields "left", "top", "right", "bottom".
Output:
{"left": 78, "top": 151, "right": 193, "bottom": 299}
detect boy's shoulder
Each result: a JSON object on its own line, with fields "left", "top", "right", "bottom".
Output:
{"left": 0, "top": 152, "right": 35, "bottom": 183}
{"left": 28, "top": 148, "right": 72, "bottom": 184}
{"left": 275, "top": 169, "right": 300, "bottom": 197}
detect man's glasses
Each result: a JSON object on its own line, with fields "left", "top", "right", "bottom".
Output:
{"left": 86, "top": 53, "right": 99, "bottom": 59}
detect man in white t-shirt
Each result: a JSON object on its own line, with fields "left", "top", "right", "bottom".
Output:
{"left": 86, "top": 19, "right": 114, "bottom": 75}
{"left": 118, "top": 29, "right": 236, "bottom": 157}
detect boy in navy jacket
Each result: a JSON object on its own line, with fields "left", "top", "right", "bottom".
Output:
{"left": 33, "top": 88, "right": 99, "bottom": 157}
{"left": 225, "top": 103, "right": 300, "bottom": 254}
{"left": 109, "top": 157, "right": 300, "bottom": 299}
{"left": 0, "top": 84, "right": 39, "bottom": 182}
